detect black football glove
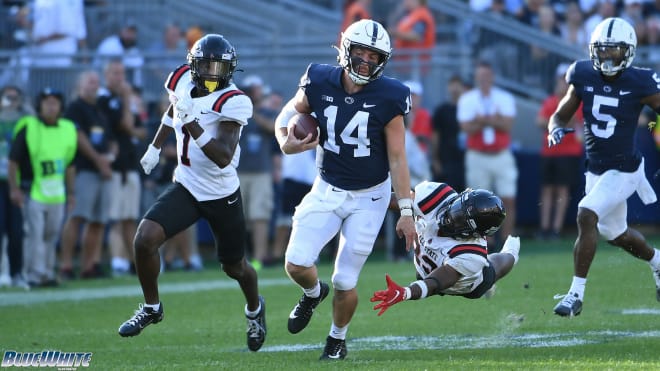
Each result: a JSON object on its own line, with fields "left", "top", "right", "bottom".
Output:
{"left": 547, "top": 127, "right": 575, "bottom": 148}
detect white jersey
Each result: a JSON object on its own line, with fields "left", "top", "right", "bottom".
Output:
{"left": 412, "top": 181, "right": 490, "bottom": 296}
{"left": 414, "top": 232, "right": 489, "bottom": 296}
{"left": 164, "top": 64, "right": 252, "bottom": 201}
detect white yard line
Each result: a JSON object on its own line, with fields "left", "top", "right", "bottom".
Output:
{"left": 0, "top": 278, "right": 291, "bottom": 306}
{"left": 261, "top": 330, "right": 660, "bottom": 352}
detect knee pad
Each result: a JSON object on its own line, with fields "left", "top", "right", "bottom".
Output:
{"left": 331, "top": 272, "right": 357, "bottom": 291}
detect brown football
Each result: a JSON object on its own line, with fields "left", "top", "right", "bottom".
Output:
{"left": 288, "top": 113, "right": 319, "bottom": 141}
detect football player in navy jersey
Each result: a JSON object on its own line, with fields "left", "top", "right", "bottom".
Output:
{"left": 548, "top": 18, "right": 660, "bottom": 317}
{"left": 117, "top": 34, "right": 267, "bottom": 352}
{"left": 274, "top": 19, "right": 416, "bottom": 360}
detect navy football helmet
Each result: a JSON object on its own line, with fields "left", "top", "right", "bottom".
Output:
{"left": 436, "top": 189, "right": 506, "bottom": 239}
{"left": 187, "top": 34, "right": 237, "bottom": 94}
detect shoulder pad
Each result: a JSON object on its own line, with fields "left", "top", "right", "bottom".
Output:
{"left": 165, "top": 64, "right": 191, "bottom": 92}
{"left": 211, "top": 89, "right": 246, "bottom": 114}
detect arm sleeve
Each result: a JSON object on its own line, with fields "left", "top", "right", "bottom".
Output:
{"left": 9, "top": 127, "right": 28, "bottom": 162}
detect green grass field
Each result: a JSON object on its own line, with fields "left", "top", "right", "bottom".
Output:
{"left": 2, "top": 235, "right": 660, "bottom": 370}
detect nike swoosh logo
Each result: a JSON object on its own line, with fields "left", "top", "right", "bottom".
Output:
{"left": 200, "top": 110, "right": 213, "bottom": 114}
{"left": 619, "top": 91, "right": 631, "bottom": 95}
{"left": 327, "top": 353, "right": 342, "bottom": 359}
{"left": 362, "top": 103, "right": 376, "bottom": 108}
{"left": 388, "top": 291, "right": 400, "bottom": 304}
{"left": 331, "top": 187, "right": 342, "bottom": 192}
{"left": 228, "top": 197, "right": 239, "bottom": 205}
{"left": 371, "top": 196, "right": 383, "bottom": 201}
{"left": 288, "top": 308, "right": 299, "bottom": 319}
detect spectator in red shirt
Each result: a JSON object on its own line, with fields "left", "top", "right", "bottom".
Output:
{"left": 403, "top": 80, "right": 432, "bottom": 155}
{"left": 536, "top": 63, "right": 584, "bottom": 240}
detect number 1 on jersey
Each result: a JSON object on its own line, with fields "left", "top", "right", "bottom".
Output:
{"left": 323, "top": 105, "right": 371, "bottom": 157}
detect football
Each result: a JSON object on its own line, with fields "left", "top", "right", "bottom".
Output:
{"left": 288, "top": 113, "right": 319, "bottom": 141}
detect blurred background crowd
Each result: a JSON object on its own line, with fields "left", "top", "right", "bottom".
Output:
{"left": 0, "top": 0, "right": 658, "bottom": 289}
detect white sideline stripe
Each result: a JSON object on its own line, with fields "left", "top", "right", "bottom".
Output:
{"left": 0, "top": 278, "right": 291, "bottom": 306}
{"left": 261, "top": 330, "right": 660, "bottom": 353}
{"left": 621, "top": 308, "right": 660, "bottom": 315}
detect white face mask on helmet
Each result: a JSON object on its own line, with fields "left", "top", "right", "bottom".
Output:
{"left": 336, "top": 19, "right": 391, "bottom": 85}
{"left": 589, "top": 17, "right": 637, "bottom": 76}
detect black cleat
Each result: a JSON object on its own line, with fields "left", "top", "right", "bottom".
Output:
{"left": 288, "top": 281, "right": 330, "bottom": 334}
{"left": 247, "top": 295, "right": 267, "bottom": 352}
{"left": 553, "top": 293, "right": 582, "bottom": 317}
{"left": 118, "top": 303, "right": 164, "bottom": 337}
{"left": 319, "top": 336, "right": 347, "bottom": 360}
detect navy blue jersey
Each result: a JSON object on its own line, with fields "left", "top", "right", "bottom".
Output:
{"left": 301, "top": 63, "right": 411, "bottom": 190}
{"left": 568, "top": 60, "right": 660, "bottom": 174}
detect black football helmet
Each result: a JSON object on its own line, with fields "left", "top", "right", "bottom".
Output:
{"left": 436, "top": 189, "right": 506, "bottom": 239}
{"left": 187, "top": 34, "right": 237, "bottom": 94}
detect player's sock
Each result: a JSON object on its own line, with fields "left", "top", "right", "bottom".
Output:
{"left": 329, "top": 323, "right": 348, "bottom": 340}
{"left": 648, "top": 249, "right": 660, "bottom": 270}
{"left": 568, "top": 276, "right": 586, "bottom": 300}
{"left": 303, "top": 281, "right": 321, "bottom": 298}
{"left": 144, "top": 302, "right": 161, "bottom": 312}
{"left": 245, "top": 301, "right": 262, "bottom": 318}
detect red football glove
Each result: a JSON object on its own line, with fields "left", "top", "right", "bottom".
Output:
{"left": 370, "top": 274, "right": 408, "bottom": 316}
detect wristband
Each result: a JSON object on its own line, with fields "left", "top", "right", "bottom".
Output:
{"left": 161, "top": 111, "right": 173, "bottom": 127}
{"left": 194, "top": 131, "right": 213, "bottom": 147}
{"left": 397, "top": 198, "right": 413, "bottom": 209}
{"left": 398, "top": 197, "right": 413, "bottom": 216}
{"left": 404, "top": 287, "right": 411, "bottom": 301}
{"left": 411, "top": 280, "right": 429, "bottom": 299}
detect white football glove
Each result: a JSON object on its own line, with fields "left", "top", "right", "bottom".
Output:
{"left": 174, "top": 96, "right": 197, "bottom": 124}
{"left": 140, "top": 144, "right": 161, "bottom": 175}
{"left": 547, "top": 127, "right": 575, "bottom": 148}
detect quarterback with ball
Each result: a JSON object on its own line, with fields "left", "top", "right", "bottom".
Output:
{"left": 370, "top": 181, "right": 521, "bottom": 315}
{"left": 549, "top": 17, "right": 660, "bottom": 317}
{"left": 274, "top": 19, "right": 416, "bottom": 360}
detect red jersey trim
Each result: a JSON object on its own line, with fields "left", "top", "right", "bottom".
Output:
{"left": 212, "top": 90, "right": 245, "bottom": 113}
{"left": 418, "top": 184, "right": 456, "bottom": 215}
{"left": 448, "top": 244, "right": 488, "bottom": 259}
{"left": 166, "top": 65, "right": 190, "bottom": 91}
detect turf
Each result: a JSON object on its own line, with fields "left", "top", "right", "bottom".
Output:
{"left": 2, "top": 235, "right": 660, "bottom": 370}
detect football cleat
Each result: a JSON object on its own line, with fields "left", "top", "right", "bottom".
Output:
{"left": 246, "top": 295, "right": 267, "bottom": 352}
{"left": 320, "top": 336, "right": 347, "bottom": 360}
{"left": 553, "top": 293, "right": 582, "bottom": 317}
{"left": 652, "top": 268, "right": 660, "bottom": 302}
{"left": 118, "top": 303, "right": 164, "bottom": 337}
{"left": 288, "top": 281, "right": 330, "bottom": 334}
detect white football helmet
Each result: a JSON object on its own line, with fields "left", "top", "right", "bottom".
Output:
{"left": 336, "top": 19, "right": 391, "bottom": 85}
{"left": 589, "top": 17, "right": 637, "bottom": 76}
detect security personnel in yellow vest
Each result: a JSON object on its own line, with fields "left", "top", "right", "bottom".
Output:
{"left": 8, "top": 88, "right": 77, "bottom": 288}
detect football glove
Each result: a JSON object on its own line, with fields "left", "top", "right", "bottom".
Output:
{"left": 140, "top": 144, "right": 160, "bottom": 175}
{"left": 370, "top": 274, "right": 409, "bottom": 316}
{"left": 547, "top": 127, "right": 575, "bottom": 148}
{"left": 174, "top": 95, "right": 197, "bottom": 124}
